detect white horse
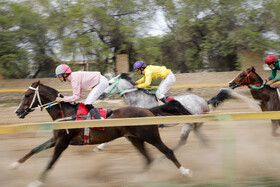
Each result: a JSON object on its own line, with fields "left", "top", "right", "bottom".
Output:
{"left": 96, "top": 73, "right": 256, "bottom": 152}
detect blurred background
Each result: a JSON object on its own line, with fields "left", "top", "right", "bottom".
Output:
{"left": 1, "top": 0, "right": 280, "bottom": 79}
{"left": 1, "top": 1, "right": 280, "bottom": 186}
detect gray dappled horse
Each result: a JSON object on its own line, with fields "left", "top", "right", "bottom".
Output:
{"left": 98, "top": 73, "right": 253, "bottom": 151}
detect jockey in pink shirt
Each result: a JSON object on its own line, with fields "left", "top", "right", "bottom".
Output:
{"left": 55, "top": 64, "right": 109, "bottom": 119}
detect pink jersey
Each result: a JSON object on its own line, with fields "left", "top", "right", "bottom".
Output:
{"left": 63, "top": 71, "right": 101, "bottom": 102}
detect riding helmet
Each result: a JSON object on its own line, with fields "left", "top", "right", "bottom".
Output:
{"left": 265, "top": 55, "right": 277, "bottom": 64}
{"left": 55, "top": 64, "right": 72, "bottom": 76}
{"left": 133, "top": 61, "right": 146, "bottom": 69}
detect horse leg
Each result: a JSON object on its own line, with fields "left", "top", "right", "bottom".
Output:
{"left": 172, "top": 123, "right": 193, "bottom": 152}
{"left": 149, "top": 139, "right": 192, "bottom": 177}
{"left": 192, "top": 122, "right": 208, "bottom": 146}
{"left": 140, "top": 128, "right": 192, "bottom": 177}
{"left": 127, "top": 136, "right": 152, "bottom": 170}
{"left": 28, "top": 136, "right": 70, "bottom": 186}
{"left": 93, "top": 141, "right": 111, "bottom": 152}
{"left": 271, "top": 120, "right": 279, "bottom": 137}
{"left": 9, "top": 138, "right": 55, "bottom": 170}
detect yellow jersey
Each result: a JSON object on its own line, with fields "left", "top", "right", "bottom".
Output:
{"left": 136, "top": 65, "right": 172, "bottom": 88}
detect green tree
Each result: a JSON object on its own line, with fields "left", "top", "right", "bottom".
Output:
{"left": 0, "top": 2, "right": 56, "bottom": 78}
{"left": 0, "top": 3, "right": 29, "bottom": 78}
{"left": 0, "top": 31, "right": 29, "bottom": 79}
{"left": 30, "top": 0, "right": 154, "bottom": 73}
{"left": 134, "top": 36, "right": 163, "bottom": 65}
{"left": 154, "top": 0, "right": 279, "bottom": 72}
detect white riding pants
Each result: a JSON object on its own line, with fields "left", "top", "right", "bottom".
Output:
{"left": 156, "top": 72, "right": 176, "bottom": 99}
{"left": 84, "top": 75, "right": 109, "bottom": 105}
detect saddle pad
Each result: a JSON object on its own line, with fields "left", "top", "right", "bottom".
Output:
{"left": 166, "top": 96, "right": 174, "bottom": 101}
{"left": 76, "top": 103, "right": 106, "bottom": 131}
{"left": 274, "top": 85, "right": 280, "bottom": 89}
{"left": 76, "top": 103, "right": 108, "bottom": 120}
{"left": 75, "top": 103, "right": 107, "bottom": 145}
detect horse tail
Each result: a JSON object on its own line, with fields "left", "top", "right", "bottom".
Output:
{"left": 149, "top": 100, "right": 192, "bottom": 116}
{"left": 207, "top": 88, "right": 260, "bottom": 110}
{"left": 207, "top": 88, "right": 234, "bottom": 108}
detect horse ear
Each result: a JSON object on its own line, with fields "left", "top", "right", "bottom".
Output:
{"left": 33, "top": 80, "right": 40, "bottom": 88}
{"left": 251, "top": 66, "right": 255, "bottom": 71}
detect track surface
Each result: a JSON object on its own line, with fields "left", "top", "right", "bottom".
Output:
{"left": 0, "top": 72, "right": 279, "bottom": 187}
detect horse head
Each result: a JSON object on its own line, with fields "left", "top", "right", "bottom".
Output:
{"left": 15, "top": 81, "right": 59, "bottom": 119}
{"left": 99, "top": 73, "right": 135, "bottom": 100}
{"left": 228, "top": 66, "right": 264, "bottom": 89}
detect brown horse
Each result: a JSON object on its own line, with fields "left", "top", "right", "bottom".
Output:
{"left": 13, "top": 81, "right": 192, "bottom": 186}
{"left": 228, "top": 66, "right": 280, "bottom": 136}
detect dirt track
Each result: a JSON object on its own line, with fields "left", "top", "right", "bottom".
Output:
{"left": 0, "top": 72, "right": 280, "bottom": 187}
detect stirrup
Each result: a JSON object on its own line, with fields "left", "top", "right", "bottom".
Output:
{"left": 160, "top": 97, "right": 168, "bottom": 104}
{"left": 90, "top": 108, "right": 101, "bottom": 119}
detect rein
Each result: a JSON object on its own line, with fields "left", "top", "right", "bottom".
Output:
{"left": 238, "top": 70, "right": 266, "bottom": 89}
{"left": 107, "top": 76, "right": 134, "bottom": 96}
{"left": 107, "top": 76, "right": 158, "bottom": 96}
{"left": 249, "top": 81, "right": 266, "bottom": 89}
{"left": 28, "top": 86, "right": 58, "bottom": 111}
{"left": 27, "top": 85, "right": 68, "bottom": 119}
{"left": 120, "top": 88, "right": 138, "bottom": 96}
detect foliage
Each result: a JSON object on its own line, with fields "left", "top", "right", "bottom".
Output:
{"left": 32, "top": 0, "right": 153, "bottom": 74}
{"left": 0, "top": 31, "right": 29, "bottom": 78}
{"left": 0, "top": 2, "right": 56, "bottom": 78}
{"left": 1, "top": 0, "right": 280, "bottom": 78}
{"left": 149, "top": 0, "right": 280, "bottom": 72}
{"left": 134, "top": 36, "right": 163, "bottom": 65}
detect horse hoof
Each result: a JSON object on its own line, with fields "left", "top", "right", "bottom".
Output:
{"left": 27, "top": 180, "right": 43, "bottom": 187}
{"left": 93, "top": 147, "right": 103, "bottom": 152}
{"left": 8, "top": 162, "right": 20, "bottom": 170}
{"left": 179, "top": 166, "right": 193, "bottom": 177}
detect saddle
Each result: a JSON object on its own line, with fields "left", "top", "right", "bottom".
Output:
{"left": 75, "top": 103, "right": 108, "bottom": 121}
{"left": 75, "top": 103, "right": 110, "bottom": 145}
{"left": 143, "top": 89, "right": 174, "bottom": 102}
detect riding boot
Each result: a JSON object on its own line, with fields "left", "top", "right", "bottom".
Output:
{"left": 85, "top": 104, "right": 101, "bottom": 119}
{"left": 89, "top": 108, "right": 101, "bottom": 119}
{"left": 160, "top": 97, "right": 168, "bottom": 104}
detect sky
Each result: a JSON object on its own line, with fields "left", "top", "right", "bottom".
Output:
{"left": 146, "top": 10, "right": 169, "bottom": 36}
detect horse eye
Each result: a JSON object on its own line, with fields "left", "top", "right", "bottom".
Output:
{"left": 240, "top": 73, "right": 246, "bottom": 78}
{"left": 109, "top": 83, "right": 112, "bottom": 86}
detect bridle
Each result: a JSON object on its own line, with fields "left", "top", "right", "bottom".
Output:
{"left": 106, "top": 75, "right": 158, "bottom": 96}
{"left": 106, "top": 76, "right": 136, "bottom": 96}
{"left": 24, "top": 85, "right": 58, "bottom": 113}
{"left": 237, "top": 70, "right": 266, "bottom": 89}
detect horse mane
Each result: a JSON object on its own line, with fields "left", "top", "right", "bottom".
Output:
{"left": 149, "top": 100, "right": 191, "bottom": 116}
{"left": 251, "top": 68, "right": 265, "bottom": 83}
{"left": 251, "top": 68, "right": 276, "bottom": 90}
{"left": 38, "top": 83, "right": 78, "bottom": 109}
{"left": 119, "top": 73, "right": 158, "bottom": 98}
{"left": 39, "top": 83, "right": 60, "bottom": 95}
{"left": 120, "top": 73, "right": 136, "bottom": 85}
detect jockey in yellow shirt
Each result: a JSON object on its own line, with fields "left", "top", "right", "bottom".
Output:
{"left": 133, "top": 61, "right": 176, "bottom": 103}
